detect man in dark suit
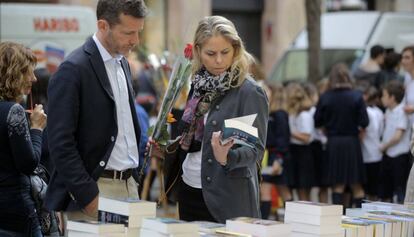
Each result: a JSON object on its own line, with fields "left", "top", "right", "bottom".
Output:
{"left": 45, "top": 0, "right": 147, "bottom": 232}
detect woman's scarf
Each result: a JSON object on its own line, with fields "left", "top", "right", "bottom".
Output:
{"left": 180, "top": 67, "right": 238, "bottom": 151}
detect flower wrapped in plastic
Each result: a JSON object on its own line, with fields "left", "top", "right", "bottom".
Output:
{"left": 147, "top": 44, "right": 192, "bottom": 146}
{"left": 139, "top": 44, "right": 193, "bottom": 195}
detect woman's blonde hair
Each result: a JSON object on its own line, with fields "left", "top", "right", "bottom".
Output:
{"left": 267, "top": 83, "right": 287, "bottom": 112}
{"left": 192, "top": 15, "right": 254, "bottom": 87}
{"left": 0, "top": 42, "right": 36, "bottom": 101}
{"left": 286, "top": 82, "right": 312, "bottom": 115}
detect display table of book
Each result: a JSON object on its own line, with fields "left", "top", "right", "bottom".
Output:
{"left": 66, "top": 198, "right": 414, "bottom": 237}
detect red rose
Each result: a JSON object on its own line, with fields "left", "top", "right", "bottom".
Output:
{"left": 184, "top": 43, "right": 193, "bottom": 60}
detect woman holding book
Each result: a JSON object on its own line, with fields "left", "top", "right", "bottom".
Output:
{"left": 0, "top": 42, "right": 47, "bottom": 236}
{"left": 153, "top": 16, "right": 268, "bottom": 223}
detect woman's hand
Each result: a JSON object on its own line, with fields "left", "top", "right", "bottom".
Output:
{"left": 211, "top": 131, "right": 234, "bottom": 166}
{"left": 30, "top": 104, "right": 47, "bottom": 131}
{"left": 146, "top": 137, "right": 165, "bottom": 160}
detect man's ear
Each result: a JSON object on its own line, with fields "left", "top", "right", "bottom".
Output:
{"left": 97, "top": 19, "right": 109, "bottom": 33}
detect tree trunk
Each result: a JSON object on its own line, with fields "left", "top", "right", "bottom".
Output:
{"left": 305, "top": 0, "right": 321, "bottom": 83}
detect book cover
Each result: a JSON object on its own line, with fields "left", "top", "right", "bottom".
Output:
{"left": 226, "top": 217, "right": 291, "bottom": 237}
{"left": 98, "top": 196, "right": 156, "bottom": 216}
{"left": 191, "top": 221, "right": 225, "bottom": 234}
{"left": 221, "top": 114, "right": 258, "bottom": 148}
{"left": 98, "top": 210, "right": 154, "bottom": 228}
{"left": 285, "top": 201, "right": 343, "bottom": 216}
{"left": 141, "top": 217, "right": 199, "bottom": 234}
{"left": 66, "top": 220, "right": 125, "bottom": 234}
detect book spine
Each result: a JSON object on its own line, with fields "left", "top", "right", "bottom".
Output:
{"left": 98, "top": 210, "right": 129, "bottom": 227}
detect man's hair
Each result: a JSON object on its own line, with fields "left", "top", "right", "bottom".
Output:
{"left": 370, "top": 45, "right": 385, "bottom": 59}
{"left": 384, "top": 80, "right": 405, "bottom": 104}
{"left": 97, "top": 0, "right": 148, "bottom": 26}
{"left": 384, "top": 52, "right": 402, "bottom": 70}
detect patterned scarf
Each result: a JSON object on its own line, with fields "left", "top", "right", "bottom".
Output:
{"left": 180, "top": 67, "right": 238, "bottom": 151}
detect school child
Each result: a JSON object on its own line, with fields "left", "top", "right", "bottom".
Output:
{"left": 379, "top": 81, "right": 411, "bottom": 203}
{"left": 286, "top": 82, "right": 315, "bottom": 201}
{"left": 360, "top": 86, "right": 384, "bottom": 201}
{"left": 303, "top": 82, "right": 330, "bottom": 203}
{"left": 260, "top": 83, "right": 292, "bottom": 219}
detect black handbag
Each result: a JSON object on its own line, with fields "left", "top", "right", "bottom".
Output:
{"left": 30, "top": 165, "right": 60, "bottom": 236}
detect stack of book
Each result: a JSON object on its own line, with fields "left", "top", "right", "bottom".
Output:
{"left": 284, "top": 201, "right": 343, "bottom": 237}
{"left": 226, "top": 217, "right": 291, "bottom": 237}
{"left": 98, "top": 196, "right": 157, "bottom": 237}
{"left": 140, "top": 217, "right": 200, "bottom": 236}
{"left": 67, "top": 220, "right": 126, "bottom": 237}
{"left": 344, "top": 202, "right": 414, "bottom": 236}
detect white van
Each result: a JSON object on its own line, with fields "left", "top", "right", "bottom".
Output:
{"left": 0, "top": 3, "right": 96, "bottom": 72}
{"left": 268, "top": 11, "right": 414, "bottom": 82}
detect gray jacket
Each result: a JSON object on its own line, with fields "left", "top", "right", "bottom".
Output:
{"left": 165, "top": 76, "right": 269, "bottom": 223}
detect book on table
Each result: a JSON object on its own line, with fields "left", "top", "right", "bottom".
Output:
{"left": 67, "top": 230, "right": 126, "bottom": 237}
{"left": 191, "top": 221, "right": 226, "bottom": 234}
{"left": 290, "top": 231, "right": 344, "bottom": 237}
{"left": 141, "top": 217, "right": 199, "bottom": 234}
{"left": 140, "top": 228, "right": 199, "bottom": 237}
{"left": 285, "top": 201, "right": 342, "bottom": 216}
{"left": 284, "top": 210, "right": 342, "bottom": 226}
{"left": 98, "top": 196, "right": 156, "bottom": 216}
{"left": 226, "top": 217, "right": 291, "bottom": 237}
{"left": 66, "top": 220, "right": 125, "bottom": 234}
{"left": 98, "top": 210, "right": 154, "bottom": 228}
{"left": 221, "top": 114, "right": 258, "bottom": 148}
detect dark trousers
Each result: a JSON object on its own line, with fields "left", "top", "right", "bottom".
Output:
{"left": 379, "top": 153, "right": 410, "bottom": 202}
{"left": 178, "top": 181, "right": 217, "bottom": 222}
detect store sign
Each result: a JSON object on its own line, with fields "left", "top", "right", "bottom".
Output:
{"left": 33, "top": 17, "right": 79, "bottom": 32}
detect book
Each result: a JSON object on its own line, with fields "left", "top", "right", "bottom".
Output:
{"left": 341, "top": 217, "right": 374, "bottom": 237}
{"left": 221, "top": 114, "right": 258, "bottom": 148}
{"left": 291, "top": 231, "right": 344, "bottom": 237}
{"left": 141, "top": 217, "right": 199, "bottom": 234}
{"left": 140, "top": 228, "right": 198, "bottom": 237}
{"left": 361, "top": 201, "right": 409, "bottom": 213}
{"left": 125, "top": 227, "right": 139, "bottom": 237}
{"left": 285, "top": 201, "right": 343, "bottom": 216}
{"left": 99, "top": 196, "right": 156, "bottom": 216}
{"left": 226, "top": 217, "right": 291, "bottom": 237}
{"left": 99, "top": 210, "right": 154, "bottom": 228}
{"left": 200, "top": 230, "right": 253, "bottom": 237}
{"left": 284, "top": 211, "right": 342, "bottom": 226}
{"left": 66, "top": 220, "right": 125, "bottom": 234}
{"left": 67, "top": 230, "right": 126, "bottom": 237}
{"left": 289, "top": 222, "right": 343, "bottom": 235}
{"left": 191, "top": 221, "right": 225, "bottom": 234}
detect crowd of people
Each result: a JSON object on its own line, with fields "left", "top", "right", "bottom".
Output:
{"left": 259, "top": 45, "right": 414, "bottom": 219}
{"left": 1, "top": 0, "right": 414, "bottom": 236}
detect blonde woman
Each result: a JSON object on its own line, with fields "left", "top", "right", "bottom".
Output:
{"left": 158, "top": 16, "right": 268, "bottom": 223}
{"left": 0, "top": 42, "right": 47, "bottom": 236}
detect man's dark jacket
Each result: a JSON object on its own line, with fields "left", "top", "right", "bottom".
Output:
{"left": 45, "top": 37, "right": 141, "bottom": 211}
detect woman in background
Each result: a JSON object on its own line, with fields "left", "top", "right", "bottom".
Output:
{"left": 314, "top": 63, "right": 368, "bottom": 208}
{"left": 0, "top": 42, "right": 47, "bottom": 236}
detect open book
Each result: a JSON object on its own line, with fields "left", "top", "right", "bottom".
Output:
{"left": 221, "top": 114, "right": 258, "bottom": 148}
